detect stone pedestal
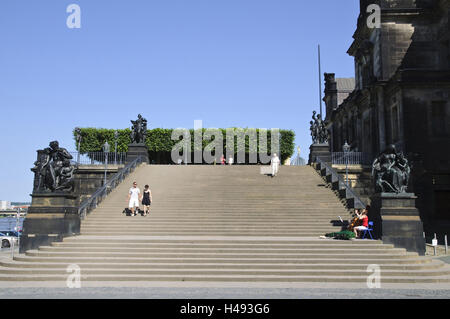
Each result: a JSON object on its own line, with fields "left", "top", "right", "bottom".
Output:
{"left": 127, "top": 143, "right": 149, "bottom": 164}
{"left": 370, "top": 193, "right": 426, "bottom": 256}
{"left": 308, "top": 143, "right": 331, "bottom": 165}
{"left": 20, "top": 193, "right": 80, "bottom": 253}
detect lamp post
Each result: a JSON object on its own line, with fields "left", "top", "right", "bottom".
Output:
{"left": 11, "top": 207, "right": 20, "bottom": 259}
{"left": 103, "top": 141, "right": 110, "bottom": 186}
{"left": 343, "top": 141, "right": 350, "bottom": 187}
{"left": 75, "top": 127, "right": 82, "bottom": 166}
{"left": 114, "top": 130, "right": 118, "bottom": 165}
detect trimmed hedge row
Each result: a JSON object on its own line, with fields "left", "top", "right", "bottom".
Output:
{"left": 73, "top": 128, "right": 295, "bottom": 164}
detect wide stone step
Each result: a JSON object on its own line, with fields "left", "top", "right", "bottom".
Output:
{"left": 102, "top": 204, "right": 344, "bottom": 207}
{"left": 86, "top": 215, "right": 348, "bottom": 219}
{"left": 1, "top": 260, "right": 444, "bottom": 271}
{"left": 79, "top": 231, "right": 340, "bottom": 236}
{"left": 80, "top": 225, "right": 342, "bottom": 230}
{"left": 0, "top": 273, "right": 449, "bottom": 283}
{"left": 79, "top": 229, "right": 347, "bottom": 234}
{"left": 23, "top": 250, "right": 416, "bottom": 259}
{"left": 82, "top": 221, "right": 346, "bottom": 225}
{"left": 36, "top": 246, "right": 408, "bottom": 255}
{"left": 87, "top": 215, "right": 342, "bottom": 218}
{"left": 83, "top": 218, "right": 348, "bottom": 222}
{"left": 11, "top": 255, "right": 432, "bottom": 265}
{"left": 2, "top": 267, "right": 450, "bottom": 278}
{"left": 50, "top": 244, "right": 393, "bottom": 252}
{"left": 59, "top": 237, "right": 385, "bottom": 245}
{"left": 91, "top": 209, "right": 348, "bottom": 212}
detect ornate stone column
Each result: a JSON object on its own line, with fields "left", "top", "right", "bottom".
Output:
{"left": 370, "top": 193, "right": 425, "bottom": 255}
{"left": 370, "top": 145, "right": 425, "bottom": 255}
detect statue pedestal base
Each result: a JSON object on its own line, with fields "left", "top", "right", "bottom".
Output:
{"left": 20, "top": 193, "right": 80, "bottom": 253}
{"left": 370, "top": 193, "right": 425, "bottom": 256}
{"left": 127, "top": 143, "right": 149, "bottom": 164}
{"left": 309, "top": 144, "right": 331, "bottom": 165}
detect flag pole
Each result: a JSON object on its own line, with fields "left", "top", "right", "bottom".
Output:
{"left": 318, "top": 44, "right": 323, "bottom": 119}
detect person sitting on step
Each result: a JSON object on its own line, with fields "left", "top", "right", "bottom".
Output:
{"left": 353, "top": 206, "right": 370, "bottom": 238}
{"left": 127, "top": 181, "right": 142, "bottom": 216}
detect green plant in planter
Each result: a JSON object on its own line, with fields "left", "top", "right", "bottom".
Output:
{"left": 325, "top": 230, "right": 356, "bottom": 240}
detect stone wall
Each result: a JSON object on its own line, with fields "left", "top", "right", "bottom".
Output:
{"left": 74, "top": 165, "right": 124, "bottom": 205}
{"left": 332, "top": 164, "right": 374, "bottom": 205}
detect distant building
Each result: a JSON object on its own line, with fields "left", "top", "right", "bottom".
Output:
{"left": 291, "top": 155, "right": 306, "bottom": 166}
{"left": 11, "top": 204, "right": 30, "bottom": 211}
{"left": 291, "top": 147, "right": 307, "bottom": 166}
{"left": 0, "top": 201, "right": 12, "bottom": 210}
{"left": 323, "top": 74, "right": 356, "bottom": 152}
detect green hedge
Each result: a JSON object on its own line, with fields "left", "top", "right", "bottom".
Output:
{"left": 325, "top": 231, "right": 356, "bottom": 240}
{"left": 74, "top": 128, "right": 295, "bottom": 164}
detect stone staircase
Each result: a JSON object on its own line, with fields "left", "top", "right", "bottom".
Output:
{"left": 1, "top": 165, "right": 449, "bottom": 284}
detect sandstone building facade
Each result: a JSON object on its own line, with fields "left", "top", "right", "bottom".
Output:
{"left": 324, "top": 0, "right": 450, "bottom": 237}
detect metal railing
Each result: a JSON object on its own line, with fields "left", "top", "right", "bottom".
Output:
{"left": 316, "top": 157, "right": 366, "bottom": 209}
{"left": 332, "top": 152, "right": 371, "bottom": 165}
{"left": 78, "top": 156, "right": 144, "bottom": 220}
{"left": 70, "top": 152, "right": 127, "bottom": 166}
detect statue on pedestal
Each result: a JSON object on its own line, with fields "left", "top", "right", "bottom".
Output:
{"left": 372, "top": 145, "right": 411, "bottom": 193}
{"left": 130, "top": 114, "right": 148, "bottom": 144}
{"left": 310, "top": 111, "right": 329, "bottom": 144}
{"left": 32, "top": 141, "right": 76, "bottom": 192}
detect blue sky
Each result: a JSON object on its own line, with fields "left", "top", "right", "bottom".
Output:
{"left": 0, "top": 0, "right": 359, "bottom": 202}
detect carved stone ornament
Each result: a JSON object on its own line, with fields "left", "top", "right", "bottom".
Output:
{"left": 372, "top": 144, "right": 411, "bottom": 194}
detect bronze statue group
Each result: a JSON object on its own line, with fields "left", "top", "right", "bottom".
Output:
{"left": 310, "top": 111, "right": 329, "bottom": 145}
{"left": 32, "top": 141, "right": 76, "bottom": 193}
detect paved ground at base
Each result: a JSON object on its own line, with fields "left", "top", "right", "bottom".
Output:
{"left": 0, "top": 286, "right": 449, "bottom": 299}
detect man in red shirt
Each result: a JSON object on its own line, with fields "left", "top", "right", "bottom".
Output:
{"left": 353, "top": 208, "right": 369, "bottom": 238}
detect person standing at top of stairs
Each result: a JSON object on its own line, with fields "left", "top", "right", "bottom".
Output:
{"left": 271, "top": 153, "right": 280, "bottom": 177}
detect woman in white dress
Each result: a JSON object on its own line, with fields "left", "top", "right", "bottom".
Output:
{"left": 271, "top": 153, "right": 280, "bottom": 177}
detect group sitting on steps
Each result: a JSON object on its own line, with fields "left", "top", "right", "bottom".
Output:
{"left": 324, "top": 205, "right": 372, "bottom": 241}
{"left": 124, "top": 182, "right": 152, "bottom": 217}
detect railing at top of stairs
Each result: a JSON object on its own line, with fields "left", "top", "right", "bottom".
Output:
{"left": 331, "top": 152, "right": 371, "bottom": 166}
{"left": 315, "top": 157, "right": 366, "bottom": 210}
{"left": 78, "top": 156, "right": 144, "bottom": 220}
